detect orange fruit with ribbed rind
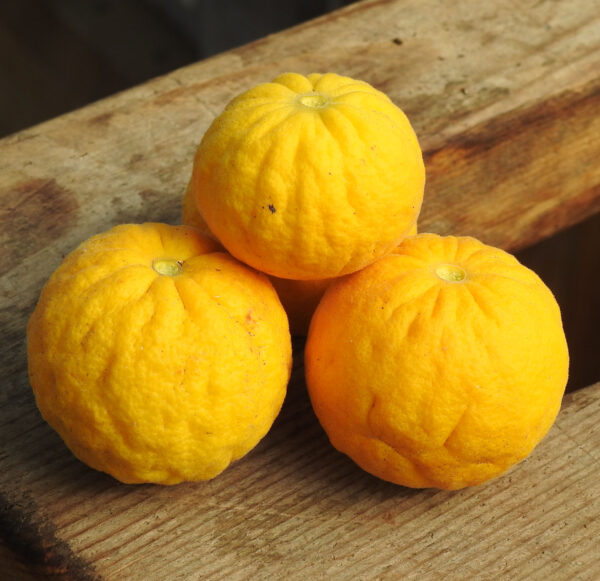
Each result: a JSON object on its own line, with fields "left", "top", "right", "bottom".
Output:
{"left": 190, "top": 72, "right": 425, "bottom": 280}
{"left": 182, "top": 180, "right": 417, "bottom": 335}
{"left": 305, "top": 233, "right": 569, "bottom": 490}
{"left": 27, "top": 223, "right": 292, "bottom": 484}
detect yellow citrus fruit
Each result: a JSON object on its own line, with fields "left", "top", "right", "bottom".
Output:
{"left": 268, "top": 276, "right": 333, "bottom": 337}
{"left": 189, "top": 72, "right": 425, "bottom": 280}
{"left": 269, "top": 226, "right": 419, "bottom": 335}
{"left": 305, "top": 233, "right": 569, "bottom": 490}
{"left": 182, "top": 180, "right": 330, "bottom": 335}
{"left": 27, "top": 223, "right": 292, "bottom": 484}
{"left": 182, "top": 181, "right": 416, "bottom": 335}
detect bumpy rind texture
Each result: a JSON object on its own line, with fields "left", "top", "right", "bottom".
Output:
{"left": 183, "top": 174, "right": 418, "bottom": 336}
{"left": 191, "top": 72, "right": 425, "bottom": 280}
{"left": 182, "top": 180, "right": 331, "bottom": 335}
{"left": 305, "top": 233, "right": 569, "bottom": 490}
{"left": 27, "top": 223, "right": 292, "bottom": 484}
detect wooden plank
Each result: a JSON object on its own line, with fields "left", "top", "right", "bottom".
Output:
{"left": 0, "top": 541, "right": 38, "bottom": 581}
{"left": 2, "top": 371, "right": 600, "bottom": 580}
{"left": 1, "top": 0, "right": 600, "bottom": 578}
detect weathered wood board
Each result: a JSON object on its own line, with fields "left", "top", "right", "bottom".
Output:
{"left": 1, "top": 0, "right": 600, "bottom": 578}
{"left": 3, "top": 368, "right": 600, "bottom": 580}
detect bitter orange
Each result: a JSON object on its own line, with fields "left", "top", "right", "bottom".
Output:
{"left": 27, "top": 223, "right": 292, "bottom": 484}
{"left": 182, "top": 180, "right": 416, "bottom": 335}
{"left": 305, "top": 233, "right": 569, "bottom": 489}
{"left": 189, "top": 72, "right": 425, "bottom": 280}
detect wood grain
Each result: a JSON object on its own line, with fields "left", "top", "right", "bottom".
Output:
{"left": 3, "top": 360, "right": 600, "bottom": 580}
{"left": 1, "top": 0, "right": 599, "bottom": 578}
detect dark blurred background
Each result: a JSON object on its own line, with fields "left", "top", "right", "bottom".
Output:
{"left": 0, "top": 0, "right": 355, "bottom": 138}
{"left": 1, "top": 0, "right": 598, "bottom": 391}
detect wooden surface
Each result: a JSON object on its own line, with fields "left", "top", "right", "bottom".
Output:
{"left": 1, "top": 0, "right": 600, "bottom": 578}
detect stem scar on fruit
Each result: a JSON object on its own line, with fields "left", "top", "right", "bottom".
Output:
{"left": 297, "top": 92, "right": 329, "bottom": 109}
{"left": 435, "top": 264, "right": 467, "bottom": 282}
{"left": 152, "top": 258, "right": 184, "bottom": 277}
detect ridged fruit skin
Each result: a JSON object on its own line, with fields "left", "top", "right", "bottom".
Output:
{"left": 182, "top": 180, "right": 418, "bottom": 336}
{"left": 190, "top": 72, "right": 425, "bottom": 280}
{"left": 305, "top": 233, "right": 569, "bottom": 490}
{"left": 27, "top": 223, "right": 292, "bottom": 484}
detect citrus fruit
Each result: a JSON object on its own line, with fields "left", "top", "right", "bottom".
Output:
{"left": 268, "top": 226, "right": 419, "bottom": 336}
{"left": 305, "top": 233, "right": 569, "bottom": 490}
{"left": 27, "top": 223, "right": 292, "bottom": 484}
{"left": 182, "top": 180, "right": 416, "bottom": 335}
{"left": 268, "top": 276, "right": 333, "bottom": 337}
{"left": 189, "top": 71, "right": 425, "bottom": 280}
{"left": 182, "top": 180, "right": 330, "bottom": 335}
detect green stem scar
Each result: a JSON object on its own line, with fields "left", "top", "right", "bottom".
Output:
{"left": 435, "top": 264, "right": 466, "bottom": 282}
{"left": 298, "top": 92, "right": 329, "bottom": 109}
{"left": 153, "top": 258, "right": 183, "bottom": 276}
